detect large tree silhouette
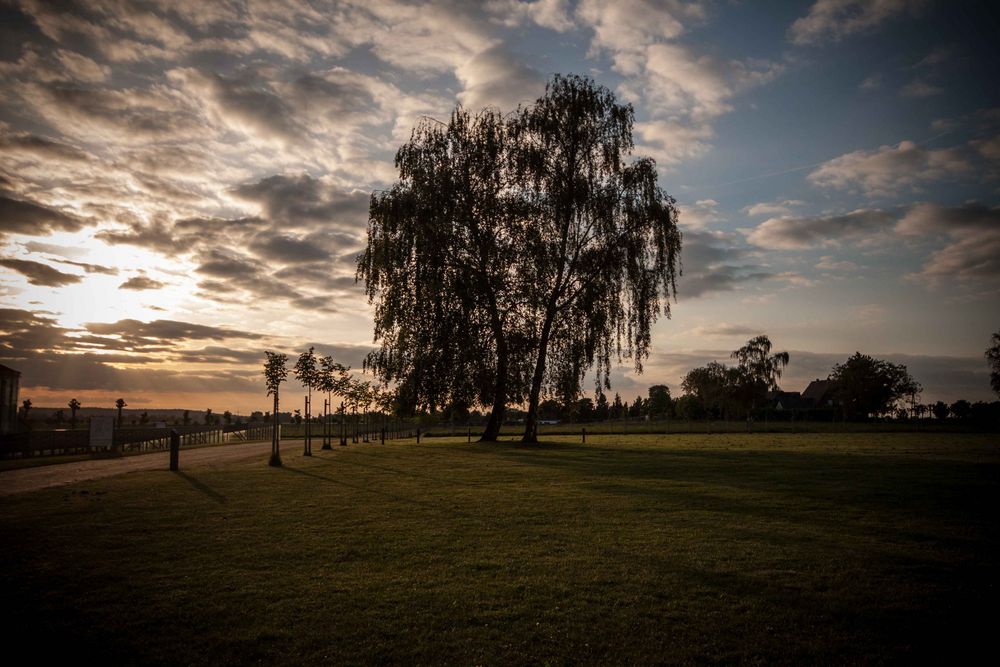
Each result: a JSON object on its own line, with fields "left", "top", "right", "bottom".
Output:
{"left": 511, "top": 75, "right": 681, "bottom": 441}
{"left": 830, "top": 352, "right": 920, "bottom": 420}
{"left": 359, "top": 74, "right": 681, "bottom": 443}
{"left": 730, "top": 335, "right": 789, "bottom": 419}
{"left": 360, "top": 106, "right": 529, "bottom": 441}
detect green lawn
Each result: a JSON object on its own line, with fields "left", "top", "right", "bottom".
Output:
{"left": 1, "top": 433, "right": 997, "bottom": 664}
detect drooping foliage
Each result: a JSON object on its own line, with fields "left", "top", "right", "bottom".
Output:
{"left": 730, "top": 335, "right": 790, "bottom": 414}
{"left": 359, "top": 107, "right": 532, "bottom": 440}
{"left": 512, "top": 74, "right": 682, "bottom": 441}
{"left": 681, "top": 361, "right": 740, "bottom": 420}
{"left": 358, "top": 74, "right": 682, "bottom": 442}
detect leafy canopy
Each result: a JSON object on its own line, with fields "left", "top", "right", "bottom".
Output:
{"left": 359, "top": 74, "right": 682, "bottom": 437}
{"left": 830, "top": 352, "right": 920, "bottom": 419}
{"left": 263, "top": 351, "right": 289, "bottom": 396}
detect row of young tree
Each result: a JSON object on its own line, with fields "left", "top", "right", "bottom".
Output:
{"left": 263, "top": 347, "right": 404, "bottom": 466}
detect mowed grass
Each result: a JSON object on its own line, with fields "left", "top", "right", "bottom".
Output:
{"left": 1, "top": 433, "right": 997, "bottom": 665}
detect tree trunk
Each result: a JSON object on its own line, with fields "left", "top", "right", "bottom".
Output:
{"left": 270, "top": 394, "right": 282, "bottom": 467}
{"left": 480, "top": 325, "right": 509, "bottom": 442}
{"left": 522, "top": 312, "right": 555, "bottom": 443}
{"left": 481, "top": 372, "right": 506, "bottom": 442}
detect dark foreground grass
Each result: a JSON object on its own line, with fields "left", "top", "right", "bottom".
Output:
{"left": 1, "top": 433, "right": 997, "bottom": 665}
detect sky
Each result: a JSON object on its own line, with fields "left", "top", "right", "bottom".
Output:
{"left": 1, "top": 0, "right": 998, "bottom": 413}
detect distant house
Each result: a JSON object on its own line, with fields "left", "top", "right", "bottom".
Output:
{"left": 0, "top": 364, "right": 20, "bottom": 434}
{"left": 768, "top": 390, "right": 808, "bottom": 411}
{"left": 801, "top": 379, "right": 837, "bottom": 408}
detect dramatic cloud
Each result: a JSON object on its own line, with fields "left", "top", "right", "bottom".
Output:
{"left": 84, "top": 318, "right": 265, "bottom": 343}
{"left": 789, "top": 0, "right": 927, "bottom": 45}
{"left": 0, "top": 258, "right": 83, "bottom": 286}
{"left": 487, "top": 0, "right": 575, "bottom": 32}
{"left": 578, "top": 0, "right": 780, "bottom": 163}
{"left": 49, "top": 259, "right": 118, "bottom": 275}
{"left": 676, "top": 199, "right": 721, "bottom": 230}
{"left": 816, "top": 256, "right": 859, "bottom": 271}
{"left": 743, "top": 200, "right": 805, "bottom": 218}
{"left": 688, "top": 323, "right": 763, "bottom": 338}
{"left": 0, "top": 131, "right": 91, "bottom": 163}
{"left": 168, "top": 68, "right": 304, "bottom": 146}
{"left": 677, "top": 230, "right": 773, "bottom": 298}
{"left": 119, "top": 275, "right": 167, "bottom": 290}
{"left": 578, "top": 0, "right": 703, "bottom": 54}
{"left": 0, "top": 195, "right": 88, "bottom": 238}
{"left": 746, "top": 209, "right": 894, "bottom": 249}
{"left": 896, "top": 203, "right": 1000, "bottom": 284}
{"left": 18, "top": 81, "right": 208, "bottom": 145}
{"left": 635, "top": 120, "right": 713, "bottom": 166}
{"left": 456, "top": 45, "right": 545, "bottom": 112}
{"left": 808, "top": 140, "right": 972, "bottom": 196}
{"left": 231, "top": 174, "right": 370, "bottom": 231}
{"left": 249, "top": 232, "right": 331, "bottom": 263}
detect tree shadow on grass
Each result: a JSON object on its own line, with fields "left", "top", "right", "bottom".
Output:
{"left": 312, "top": 451, "right": 488, "bottom": 489}
{"left": 280, "top": 464, "right": 474, "bottom": 520}
{"left": 481, "top": 446, "right": 1000, "bottom": 545}
{"left": 175, "top": 471, "right": 227, "bottom": 504}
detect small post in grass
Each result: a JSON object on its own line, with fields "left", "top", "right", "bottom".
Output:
{"left": 169, "top": 429, "right": 180, "bottom": 471}
{"left": 582, "top": 427, "right": 586, "bottom": 444}
{"left": 416, "top": 427, "right": 421, "bottom": 444}
{"left": 467, "top": 426, "right": 471, "bottom": 443}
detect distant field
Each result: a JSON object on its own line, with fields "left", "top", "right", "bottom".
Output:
{"left": 1, "top": 433, "right": 997, "bottom": 664}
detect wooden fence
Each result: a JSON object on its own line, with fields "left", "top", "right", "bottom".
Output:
{"left": 0, "top": 423, "right": 274, "bottom": 459}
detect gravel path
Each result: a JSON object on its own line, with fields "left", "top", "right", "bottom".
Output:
{"left": 0, "top": 440, "right": 303, "bottom": 497}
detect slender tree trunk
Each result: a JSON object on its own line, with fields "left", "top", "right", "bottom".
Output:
{"left": 303, "top": 389, "right": 311, "bottom": 456}
{"left": 270, "top": 394, "right": 282, "bottom": 467}
{"left": 523, "top": 311, "right": 555, "bottom": 443}
{"left": 481, "top": 374, "right": 506, "bottom": 442}
{"left": 480, "top": 317, "right": 509, "bottom": 442}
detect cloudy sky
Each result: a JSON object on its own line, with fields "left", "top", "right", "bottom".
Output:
{"left": 1, "top": 0, "right": 998, "bottom": 413}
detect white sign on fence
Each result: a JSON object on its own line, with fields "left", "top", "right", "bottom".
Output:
{"left": 90, "top": 415, "right": 114, "bottom": 451}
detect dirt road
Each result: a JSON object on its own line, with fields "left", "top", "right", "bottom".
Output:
{"left": 0, "top": 440, "right": 303, "bottom": 497}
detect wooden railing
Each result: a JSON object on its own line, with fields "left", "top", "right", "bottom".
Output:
{"left": 0, "top": 423, "right": 274, "bottom": 459}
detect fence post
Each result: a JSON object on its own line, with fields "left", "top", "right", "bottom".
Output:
{"left": 169, "top": 430, "right": 180, "bottom": 471}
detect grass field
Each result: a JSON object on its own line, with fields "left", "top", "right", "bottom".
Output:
{"left": 1, "top": 433, "right": 997, "bottom": 664}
